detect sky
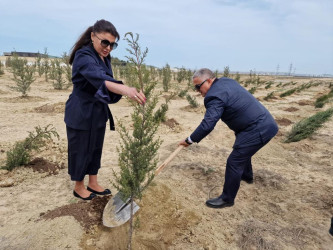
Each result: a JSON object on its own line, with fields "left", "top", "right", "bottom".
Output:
{"left": 0, "top": 0, "right": 332, "bottom": 75}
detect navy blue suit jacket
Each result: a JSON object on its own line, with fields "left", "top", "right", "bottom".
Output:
{"left": 64, "top": 45, "right": 122, "bottom": 130}
{"left": 190, "top": 77, "right": 278, "bottom": 148}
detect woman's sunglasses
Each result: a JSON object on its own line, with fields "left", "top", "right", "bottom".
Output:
{"left": 94, "top": 33, "right": 118, "bottom": 50}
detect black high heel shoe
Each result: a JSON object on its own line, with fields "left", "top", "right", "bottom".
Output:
{"left": 73, "top": 190, "right": 96, "bottom": 200}
{"left": 87, "top": 186, "right": 111, "bottom": 195}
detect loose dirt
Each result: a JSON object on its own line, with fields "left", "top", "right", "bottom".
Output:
{"left": 0, "top": 69, "right": 332, "bottom": 249}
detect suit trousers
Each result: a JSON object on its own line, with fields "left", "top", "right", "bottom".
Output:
{"left": 220, "top": 143, "right": 267, "bottom": 202}
{"left": 66, "top": 126, "right": 106, "bottom": 181}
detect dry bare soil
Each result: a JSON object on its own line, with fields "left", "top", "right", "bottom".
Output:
{"left": 0, "top": 69, "right": 332, "bottom": 250}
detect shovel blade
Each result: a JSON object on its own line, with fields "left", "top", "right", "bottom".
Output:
{"left": 102, "top": 192, "right": 140, "bottom": 228}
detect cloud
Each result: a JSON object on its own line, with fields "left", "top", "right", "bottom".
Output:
{"left": 0, "top": 0, "right": 332, "bottom": 74}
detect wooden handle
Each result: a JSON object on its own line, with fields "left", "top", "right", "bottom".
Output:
{"left": 155, "top": 145, "right": 184, "bottom": 175}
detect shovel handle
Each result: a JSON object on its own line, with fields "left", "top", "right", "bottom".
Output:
{"left": 155, "top": 145, "right": 184, "bottom": 176}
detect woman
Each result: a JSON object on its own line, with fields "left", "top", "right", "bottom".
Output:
{"left": 65, "top": 19, "right": 146, "bottom": 200}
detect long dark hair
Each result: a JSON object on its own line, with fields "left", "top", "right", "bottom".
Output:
{"left": 69, "top": 19, "right": 120, "bottom": 65}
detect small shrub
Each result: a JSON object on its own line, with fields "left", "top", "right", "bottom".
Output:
{"left": 234, "top": 72, "right": 241, "bottom": 82}
{"left": 265, "top": 81, "right": 274, "bottom": 89}
{"left": 176, "top": 67, "right": 187, "bottom": 83}
{"left": 50, "top": 59, "right": 68, "bottom": 90}
{"left": 5, "top": 56, "right": 12, "bottom": 67}
{"left": 285, "top": 108, "right": 333, "bottom": 143}
{"left": 249, "top": 87, "right": 256, "bottom": 94}
{"left": 186, "top": 94, "right": 199, "bottom": 108}
{"left": 0, "top": 62, "right": 4, "bottom": 75}
{"left": 9, "top": 54, "right": 36, "bottom": 97}
{"left": 223, "top": 66, "right": 230, "bottom": 77}
{"left": 4, "top": 125, "right": 59, "bottom": 171}
{"left": 244, "top": 78, "right": 252, "bottom": 87}
{"left": 280, "top": 88, "right": 297, "bottom": 98}
{"left": 62, "top": 52, "right": 72, "bottom": 86}
{"left": 162, "top": 63, "right": 171, "bottom": 92}
{"left": 178, "top": 88, "right": 188, "bottom": 98}
{"left": 42, "top": 48, "right": 50, "bottom": 82}
{"left": 263, "top": 91, "right": 275, "bottom": 101}
{"left": 35, "top": 53, "right": 45, "bottom": 77}
{"left": 315, "top": 89, "right": 333, "bottom": 108}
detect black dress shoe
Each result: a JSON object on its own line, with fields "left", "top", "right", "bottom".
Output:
{"left": 241, "top": 177, "right": 254, "bottom": 184}
{"left": 73, "top": 190, "right": 96, "bottom": 200}
{"left": 329, "top": 217, "right": 333, "bottom": 236}
{"left": 206, "top": 196, "right": 234, "bottom": 208}
{"left": 87, "top": 186, "right": 112, "bottom": 195}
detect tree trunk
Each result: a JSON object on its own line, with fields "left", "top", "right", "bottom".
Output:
{"left": 127, "top": 197, "right": 134, "bottom": 250}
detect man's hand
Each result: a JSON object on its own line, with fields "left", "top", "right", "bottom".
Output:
{"left": 178, "top": 137, "right": 193, "bottom": 147}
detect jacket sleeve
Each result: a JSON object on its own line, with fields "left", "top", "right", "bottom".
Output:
{"left": 74, "top": 50, "right": 123, "bottom": 104}
{"left": 190, "top": 96, "right": 225, "bottom": 143}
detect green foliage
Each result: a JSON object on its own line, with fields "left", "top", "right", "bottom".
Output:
{"left": 114, "top": 33, "right": 165, "bottom": 200}
{"left": 265, "top": 81, "right": 274, "bottom": 89}
{"left": 186, "top": 94, "right": 199, "bottom": 108}
{"left": 176, "top": 66, "right": 187, "bottom": 83}
{"left": 186, "top": 69, "right": 193, "bottom": 86}
{"left": 4, "top": 125, "right": 59, "bottom": 171}
{"left": 0, "top": 61, "right": 4, "bottom": 75}
{"left": 244, "top": 78, "right": 252, "bottom": 87}
{"left": 243, "top": 70, "right": 260, "bottom": 86}
{"left": 223, "top": 66, "right": 230, "bottom": 77}
{"left": 154, "top": 102, "right": 169, "bottom": 123}
{"left": 285, "top": 108, "right": 333, "bottom": 143}
{"left": 50, "top": 59, "right": 69, "bottom": 90}
{"left": 5, "top": 56, "right": 12, "bottom": 67}
{"left": 62, "top": 52, "right": 73, "bottom": 86}
{"left": 276, "top": 82, "right": 283, "bottom": 87}
{"left": 280, "top": 82, "right": 314, "bottom": 98}
{"left": 149, "top": 66, "right": 158, "bottom": 81}
{"left": 124, "top": 63, "right": 137, "bottom": 86}
{"left": 42, "top": 48, "right": 50, "bottom": 82}
{"left": 162, "top": 63, "right": 171, "bottom": 92}
{"left": 280, "top": 88, "right": 297, "bottom": 97}
{"left": 234, "top": 72, "right": 241, "bottom": 82}
{"left": 315, "top": 88, "right": 333, "bottom": 108}
{"left": 9, "top": 54, "right": 36, "bottom": 97}
{"left": 297, "top": 82, "right": 312, "bottom": 92}
{"left": 35, "top": 52, "right": 45, "bottom": 77}
{"left": 113, "top": 32, "right": 169, "bottom": 249}
{"left": 263, "top": 91, "right": 275, "bottom": 101}
{"left": 248, "top": 87, "right": 257, "bottom": 94}
{"left": 178, "top": 88, "right": 188, "bottom": 98}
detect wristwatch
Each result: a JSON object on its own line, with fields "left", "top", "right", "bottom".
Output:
{"left": 185, "top": 137, "right": 193, "bottom": 145}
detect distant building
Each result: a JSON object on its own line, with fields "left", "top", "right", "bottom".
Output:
{"left": 3, "top": 51, "right": 53, "bottom": 58}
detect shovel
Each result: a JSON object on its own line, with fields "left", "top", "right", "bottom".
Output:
{"left": 102, "top": 145, "right": 184, "bottom": 228}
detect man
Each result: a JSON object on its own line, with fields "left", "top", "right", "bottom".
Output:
{"left": 179, "top": 68, "right": 278, "bottom": 208}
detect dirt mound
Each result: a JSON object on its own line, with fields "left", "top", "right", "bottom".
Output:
{"left": 163, "top": 118, "right": 179, "bottom": 129}
{"left": 40, "top": 196, "right": 110, "bottom": 231}
{"left": 237, "top": 219, "right": 320, "bottom": 249}
{"left": 275, "top": 118, "right": 292, "bottom": 126}
{"left": 254, "top": 169, "right": 288, "bottom": 190}
{"left": 34, "top": 102, "right": 65, "bottom": 113}
{"left": 0, "top": 96, "right": 46, "bottom": 103}
{"left": 284, "top": 107, "right": 299, "bottom": 112}
{"left": 25, "top": 157, "right": 65, "bottom": 175}
{"left": 297, "top": 100, "right": 312, "bottom": 106}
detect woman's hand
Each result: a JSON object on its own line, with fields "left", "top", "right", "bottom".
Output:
{"left": 105, "top": 81, "right": 146, "bottom": 105}
{"left": 125, "top": 87, "right": 146, "bottom": 105}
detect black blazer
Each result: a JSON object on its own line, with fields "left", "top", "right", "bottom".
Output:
{"left": 190, "top": 78, "right": 278, "bottom": 148}
{"left": 64, "top": 45, "right": 122, "bottom": 130}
